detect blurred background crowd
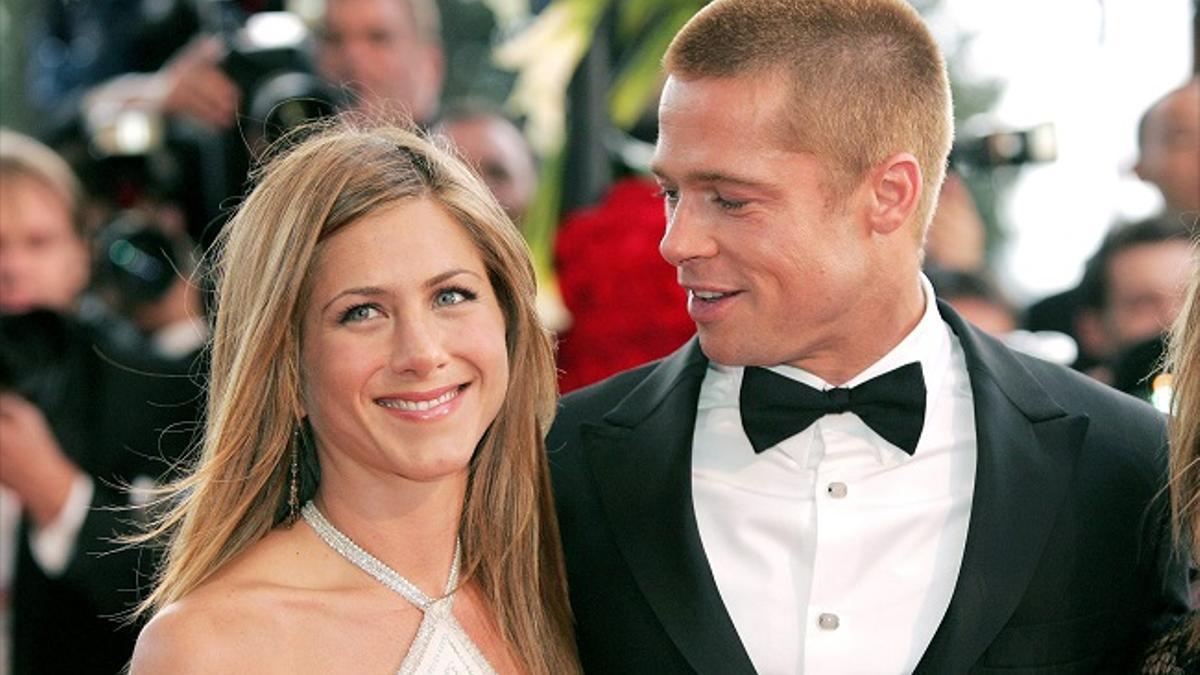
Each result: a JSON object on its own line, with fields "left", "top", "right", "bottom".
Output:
{"left": 0, "top": 0, "right": 1196, "bottom": 672}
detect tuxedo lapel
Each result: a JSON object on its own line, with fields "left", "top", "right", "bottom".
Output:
{"left": 915, "top": 303, "right": 1089, "bottom": 673}
{"left": 581, "top": 339, "right": 757, "bottom": 675}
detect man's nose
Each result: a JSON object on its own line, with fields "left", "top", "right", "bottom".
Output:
{"left": 659, "top": 197, "right": 717, "bottom": 267}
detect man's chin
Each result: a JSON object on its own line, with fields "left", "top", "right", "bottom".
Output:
{"left": 696, "top": 331, "right": 752, "bottom": 367}
{"left": 698, "top": 331, "right": 805, "bottom": 369}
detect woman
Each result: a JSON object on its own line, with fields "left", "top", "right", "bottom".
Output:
{"left": 130, "top": 121, "right": 578, "bottom": 674}
{"left": 1142, "top": 251, "right": 1200, "bottom": 672}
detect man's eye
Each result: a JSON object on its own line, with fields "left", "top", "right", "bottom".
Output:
{"left": 366, "top": 30, "right": 393, "bottom": 46}
{"left": 713, "top": 194, "right": 748, "bottom": 210}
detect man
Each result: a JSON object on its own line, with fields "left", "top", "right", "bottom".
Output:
{"left": 0, "top": 131, "right": 90, "bottom": 316}
{"left": 1075, "top": 216, "right": 1195, "bottom": 388}
{"left": 1134, "top": 77, "right": 1199, "bottom": 221}
{"left": 1024, "top": 76, "right": 1199, "bottom": 371}
{"left": 315, "top": 0, "right": 444, "bottom": 125}
{"left": 435, "top": 103, "right": 539, "bottom": 224}
{"left": 0, "top": 130, "right": 200, "bottom": 674}
{"left": 546, "top": 1, "right": 1188, "bottom": 673}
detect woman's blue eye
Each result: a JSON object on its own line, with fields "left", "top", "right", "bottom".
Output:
{"left": 339, "top": 304, "right": 379, "bottom": 323}
{"left": 434, "top": 287, "right": 476, "bottom": 307}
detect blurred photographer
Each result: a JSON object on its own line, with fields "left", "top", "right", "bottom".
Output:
{"left": 315, "top": 0, "right": 444, "bottom": 125}
{"left": 1134, "top": 76, "right": 1199, "bottom": 222}
{"left": 28, "top": 1, "right": 236, "bottom": 139}
{"left": 80, "top": 34, "right": 240, "bottom": 138}
{"left": 0, "top": 131, "right": 201, "bottom": 674}
{"left": 29, "top": 1, "right": 343, "bottom": 250}
{"left": 435, "top": 101, "right": 538, "bottom": 224}
{"left": 1075, "top": 216, "right": 1195, "bottom": 387}
{"left": 0, "top": 131, "right": 90, "bottom": 316}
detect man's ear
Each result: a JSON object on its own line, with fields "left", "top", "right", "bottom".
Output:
{"left": 866, "top": 153, "right": 922, "bottom": 235}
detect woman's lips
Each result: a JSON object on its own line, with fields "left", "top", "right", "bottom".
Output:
{"left": 374, "top": 384, "right": 467, "bottom": 420}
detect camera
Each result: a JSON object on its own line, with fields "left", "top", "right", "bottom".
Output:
{"left": 215, "top": 8, "right": 344, "bottom": 145}
{"left": 77, "top": 3, "right": 346, "bottom": 249}
{"left": 0, "top": 309, "right": 85, "bottom": 416}
{"left": 92, "top": 210, "right": 187, "bottom": 315}
{"left": 951, "top": 122, "right": 1057, "bottom": 169}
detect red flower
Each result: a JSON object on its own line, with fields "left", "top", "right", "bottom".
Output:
{"left": 554, "top": 177, "right": 695, "bottom": 393}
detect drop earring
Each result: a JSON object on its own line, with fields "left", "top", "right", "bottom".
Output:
{"left": 288, "top": 426, "right": 301, "bottom": 525}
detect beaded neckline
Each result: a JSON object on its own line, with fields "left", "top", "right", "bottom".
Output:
{"left": 300, "top": 501, "right": 496, "bottom": 674}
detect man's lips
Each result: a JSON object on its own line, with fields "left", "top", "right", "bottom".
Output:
{"left": 684, "top": 286, "right": 743, "bottom": 302}
{"left": 683, "top": 286, "right": 743, "bottom": 323}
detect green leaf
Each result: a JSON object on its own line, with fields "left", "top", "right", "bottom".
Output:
{"left": 609, "top": 5, "right": 696, "bottom": 130}
{"left": 616, "top": 0, "right": 660, "bottom": 42}
{"left": 522, "top": 148, "right": 566, "bottom": 280}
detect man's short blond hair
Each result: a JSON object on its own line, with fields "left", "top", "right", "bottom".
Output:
{"left": 664, "top": 0, "right": 954, "bottom": 234}
{"left": 0, "top": 128, "right": 84, "bottom": 236}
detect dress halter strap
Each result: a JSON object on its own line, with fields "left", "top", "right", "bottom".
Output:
{"left": 300, "top": 501, "right": 497, "bottom": 674}
{"left": 300, "top": 501, "right": 461, "bottom": 611}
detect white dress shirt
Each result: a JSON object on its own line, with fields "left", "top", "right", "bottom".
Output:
{"left": 692, "top": 276, "right": 976, "bottom": 674}
{"left": 30, "top": 473, "right": 94, "bottom": 575}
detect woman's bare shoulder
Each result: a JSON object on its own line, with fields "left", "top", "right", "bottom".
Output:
{"left": 129, "top": 527, "right": 337, "bottom": 674}
{"left": 130, "top": 586, "right": 265, "bottom": 674}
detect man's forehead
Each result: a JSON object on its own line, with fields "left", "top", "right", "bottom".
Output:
{"left": 324, "top": 0, "right": 413, "bottom": 30}
{"left": 659, "top": 71, "right": 791, "bottom": 113}
{"left": 1149, "top": 84, "right": 1200, "bottom": 127}
{"left": 659, "top": 74, "right": 805, "bottom": 149}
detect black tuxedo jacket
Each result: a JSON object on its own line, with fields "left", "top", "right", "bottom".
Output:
{"left": 547, "top": 302, "right": 1189, "bottom": 674}
{"left": 8, "top": 318, "right": 202, "bottom": 675}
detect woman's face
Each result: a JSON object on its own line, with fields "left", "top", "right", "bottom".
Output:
{"left": 299, "top": 197, "right": 509, "bottom": 489}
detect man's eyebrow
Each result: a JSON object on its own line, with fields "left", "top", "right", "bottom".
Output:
{"left": 686, "top": 170, "right": 769, "bottom": 188}
{"left": 650, "top": 166, "right": 768, "bottom": 189}
{"left": 651, "top": 168, "right": 781, "bottom": 203}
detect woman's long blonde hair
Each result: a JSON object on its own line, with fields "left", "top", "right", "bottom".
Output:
{"left": 1168, "top": 247, "right": 1200, "bottom": 552}
{"left": 139, "top": 119, "right": 577, "bottom": 673}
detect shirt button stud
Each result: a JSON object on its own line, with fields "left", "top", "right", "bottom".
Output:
{"left": 827, "top": 482, "right": 848, "bottom": 499}
{"left": 818, "top": 613, "right": 840, "bottom": 630}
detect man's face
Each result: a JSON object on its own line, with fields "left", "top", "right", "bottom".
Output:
{"left": 316, "top": 0, "right": 443, "bottom": 124}
{"left": 441, "top": 115, "right": 537, "bottom": 223}
{"left": 1102, "top": 239, "right": 1194, "bottom": 352}
{"left": 0, "top": 175, "right": 89, "bottom": 314}
{"left": 1136, "top": 82, "right": 1200, "bottom": 215}
{"left": 651, "top": 73, "right": 884, "bottom": 371}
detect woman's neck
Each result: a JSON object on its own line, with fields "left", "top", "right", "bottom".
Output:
{"left": 312, "top": 472, "right": 467, "bottom": 597}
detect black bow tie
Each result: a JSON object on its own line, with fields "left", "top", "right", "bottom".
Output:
{"left": 739, "top": 362, "right": 926, "bottom": 455}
